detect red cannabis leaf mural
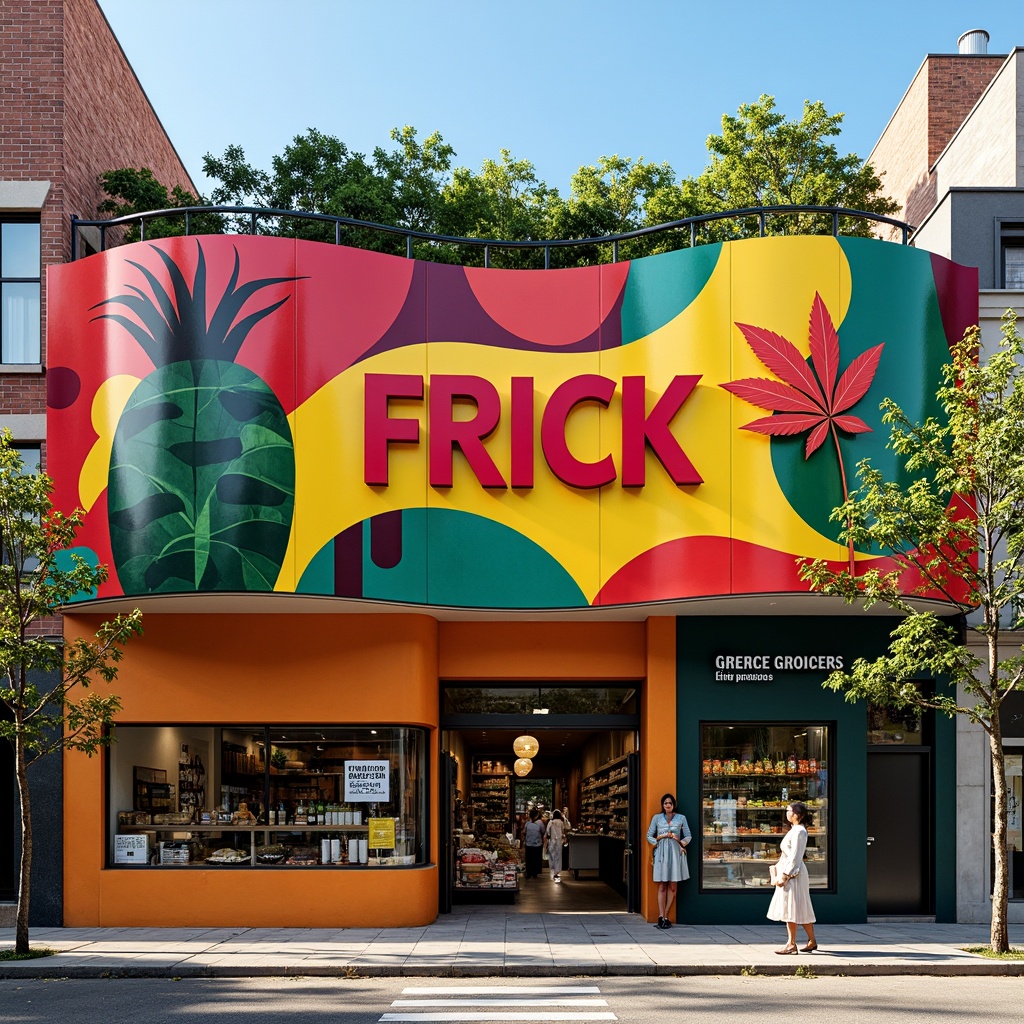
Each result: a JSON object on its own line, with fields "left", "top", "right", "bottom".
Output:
{"left": 721, "top": 293, "right": 884, "bottom": 572}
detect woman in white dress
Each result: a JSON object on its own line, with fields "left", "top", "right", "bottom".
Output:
{"left": 546, "top": 809, "right": 566, "bottom": 881}
{"left": 767, "top": 802, "right": 818, "bottom": 954}
{"left": 645, "top": 793, "right": 691, "bottom": 928}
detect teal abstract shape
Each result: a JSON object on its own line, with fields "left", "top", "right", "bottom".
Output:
{"left": 620, "top": 244, "right": 723, "bottom": 345}
{"left": 363, "top": 508, "right": 587, "bottom": 609}
{"left": 296, "top": 540, "right": 335, "bottom": 594}
{"left": 54, "top": 546, "right": 101, "bottom": 602}
{"left": 770, "top": 238, "right": 951, "bottom": 545}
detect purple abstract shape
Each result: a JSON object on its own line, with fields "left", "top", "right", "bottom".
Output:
{"left": 370, "top": 510, "right": 403, "bottom": 569}
{"left": 47, "top": 365, "right": 81, "bottom": 409}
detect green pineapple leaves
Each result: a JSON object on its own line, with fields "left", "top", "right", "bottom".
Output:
{"left": 92, "top": 243, "right": 302, "bottom": 364}
{"left": 97, "top": 242, "right": 299, "bottom": 593}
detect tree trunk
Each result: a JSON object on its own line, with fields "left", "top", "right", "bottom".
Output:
{"left": 14, "top": 711, "right": 32, "bottom": 956}
{"left": 989, "top": 714, "right": 1010, "bottom": 953}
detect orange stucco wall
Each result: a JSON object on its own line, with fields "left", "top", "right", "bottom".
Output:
{"left": 64, "top": 612, "right": 675, "bottom": 927}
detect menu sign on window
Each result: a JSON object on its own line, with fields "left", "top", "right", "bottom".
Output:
{"left": 344, "top": 760, "right": 390, "bottom": 801}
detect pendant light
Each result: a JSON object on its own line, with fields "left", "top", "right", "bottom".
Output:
{"left": 513, "top": 735, "right": 540, "bottom": 758}
{"left": 514, "top": 757, "right": 533, "bottom": 777}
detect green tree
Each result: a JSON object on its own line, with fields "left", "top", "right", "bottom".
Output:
{"left": 441, "top": 150, "right": 555, "bottom": 268}
{"left": 685, "top": 94, "right": 900, "bottom": 241}
{"left": 98, "top": 167, "right": 222, "bottom": 241}
{"left": 549, "top": 155, "right": 687, "bottom": 266}
{"left": 801, "top": 314, "right": 1024, "bottom": 953}
{"left": 0, "top": 433, "right": 143, "bottom": 955}
{"left": 204, "top": 129, "right": 398, "bottom": 250}
{"left": 373, "top": 126, "right": 455, "bottom": 255}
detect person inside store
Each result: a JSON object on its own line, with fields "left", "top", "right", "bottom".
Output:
{"left": 561, "top": 806, "right": 572, "bottom": 831}
{"left": 767, "top": 801, "right": 818, "bottom": 954}
{"left": 546, "top": 809, "right": 566, "bottom": 882}
{"left": 646, "top": 792, "right": 690, "bottom": 928}
{"left": 523, "top": 807, "right": 547, "bottom": 879}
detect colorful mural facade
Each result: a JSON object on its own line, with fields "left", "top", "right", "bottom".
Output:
{"left": 46, "top": 234, "right": 977, "bottom": 609}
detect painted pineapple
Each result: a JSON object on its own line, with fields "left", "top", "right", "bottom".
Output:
{"left": 93, "top": 242, "right": 299, "bottom": 593}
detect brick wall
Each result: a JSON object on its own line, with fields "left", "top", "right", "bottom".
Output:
{"left": 63, "top": 0, "right": 195, "bottom": 254}
{"left": 868, "top": 53, "right": 1005, "bottom": 239}
{"left": 0, "top": 0, "right": 193, "bottom": 417}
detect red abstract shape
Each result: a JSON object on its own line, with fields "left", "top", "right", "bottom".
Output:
{"left": 593, "top": 536, "right": 959, "bottom": 607}
{"left": 464, "top": 261, "right": 629, "bottom": 347}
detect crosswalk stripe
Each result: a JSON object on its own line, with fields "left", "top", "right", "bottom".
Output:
{"left": 382, "top": 983, "right": 617, "bottom": 1023}
{"left": 394, "top": 1001, "right": 609, "bottom": 1008}
{"left": 381, "top": 1015, "right": 617, "bottom": 1022}
{"left": 400, "top": 988, "right": 603, "bottom": 995}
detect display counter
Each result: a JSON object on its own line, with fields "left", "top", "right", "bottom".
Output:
{"left": 567, "top": 832, "right": 626, "bottom": 896}
{"left": 115, "top": 823, "right": 417, "bottom": 867}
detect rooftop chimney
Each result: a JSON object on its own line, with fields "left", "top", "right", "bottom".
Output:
{"left": 958, "top": 28, "right": 990, "bottom": 54}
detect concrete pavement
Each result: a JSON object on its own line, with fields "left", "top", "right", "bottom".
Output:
{"left": 3, "top": 910, "right": 1024, "bottom": 978}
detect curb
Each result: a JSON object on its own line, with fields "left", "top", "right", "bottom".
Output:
{"left": 2, "top": 961, "right": 1024, "bottom": 980}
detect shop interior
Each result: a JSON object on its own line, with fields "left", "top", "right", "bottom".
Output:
{"left": 108, "top": 725, "right": 426, "bottom": 868}
{"left": 442, "top": 704, "right": 638, "bottom": 911}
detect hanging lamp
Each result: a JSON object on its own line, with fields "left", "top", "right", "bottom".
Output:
{"left": 513, "top": 735, "right": 540, "bottom": 758}
{"left": 514, "top": 757, "right": 533, "bottom": 777}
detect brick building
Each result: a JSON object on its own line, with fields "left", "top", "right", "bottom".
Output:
{"left": 1, "top": 0, "right": 193, "bottom": 925}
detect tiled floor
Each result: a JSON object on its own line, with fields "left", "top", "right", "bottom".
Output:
{"left": 462, "top": 874, "right": 627, "bottom": 916}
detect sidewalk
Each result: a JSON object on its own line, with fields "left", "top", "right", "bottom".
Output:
{"left": 3, "top": 910, "right": 1024, "bottom": 978}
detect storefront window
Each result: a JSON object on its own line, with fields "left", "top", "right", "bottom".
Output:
{"left": 700, "top": 723, "right": 831, "bottom": 892}
{"left": 109, "top": 725, "right": 426, "bottom": 868}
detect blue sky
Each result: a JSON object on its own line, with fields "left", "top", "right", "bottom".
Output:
{"left": 98, "top": 1, "right": 1023, "bottom": 200}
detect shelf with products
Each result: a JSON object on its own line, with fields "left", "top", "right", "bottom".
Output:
{"left": 699, "top": 723, "right": 831, "bottom": 892}
{"left": 469, "top": 759, "right": 512, "bottom": 836}
{"left": 178, "top": 753, "right": 206, "bottom": 818}
{"left": 579, "top": 754, "right": 629, "bottom": 833}
{"left": 454, "top": 836, "right": 520, "bottom": 891}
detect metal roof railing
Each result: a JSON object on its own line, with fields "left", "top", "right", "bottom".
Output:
{"left": 71, "top": 204, "right": 914, "bottom": 266}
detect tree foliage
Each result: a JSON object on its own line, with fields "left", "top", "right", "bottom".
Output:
{"left": 100, "top": 96, "right": 900, "bottom": 265}
{"left": 685, "top": 95, "right": 900, "bottom": 240}
{"left": 98, "top": 167, "right": 222, "bottom": 241}
{"left": 0, "top": 433, "right": 142, "bottom": 954}
{"left": 801, "top": 314, "right": 1024, "bottom": 952}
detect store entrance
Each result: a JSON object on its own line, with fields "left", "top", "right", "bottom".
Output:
{"left": 440, "top": 682, "right": 640, "bottom": 914}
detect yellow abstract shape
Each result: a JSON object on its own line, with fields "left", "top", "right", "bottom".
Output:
{"left": 79, "top": 375, "right": 140, "bottom": 511}
{"left": 276, "top": 236, "right": 854, "bottom": 600}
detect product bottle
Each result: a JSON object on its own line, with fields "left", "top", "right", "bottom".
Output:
{"left": 318, "top": 800, "right": 325, "bottom": 825}
{"left": 781, "top": 786, "right": 789, "bottom": 803}
{"left": 296, "top": 798, "right": 306, "bottom": 825}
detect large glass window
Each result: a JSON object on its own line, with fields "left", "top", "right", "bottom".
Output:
{"left": 0, "top": 219, "right": 40, "bottom": 363}
{"left": 109, "top": 725, "right": 427, "bottom": 868}
{"left": 700, "top": 723, "right": 831, "bottom": 892}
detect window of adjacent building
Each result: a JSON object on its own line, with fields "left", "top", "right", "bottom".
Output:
{"left": 1, "top": 444, "right": 41, "bottom": 571}
{"left": 108, "top": 724, "right": 428, "bottom": 868}
{"left": 699, "top": 722, "right": 832, "bottom": 893}
{"left": 0, "top": 218, "right": 41, "bottom": 363}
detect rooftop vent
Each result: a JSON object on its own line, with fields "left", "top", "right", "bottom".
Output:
{"left": 958, "top": 28, "right": 990, "bottom": 54}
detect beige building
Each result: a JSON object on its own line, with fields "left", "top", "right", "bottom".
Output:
{"left": 869, "top": 28, "right": 1024, "bottom": 925}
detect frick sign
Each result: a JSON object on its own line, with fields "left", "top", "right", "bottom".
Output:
{"left": 363, "top": 372, "right": 704, "bottom": 490}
